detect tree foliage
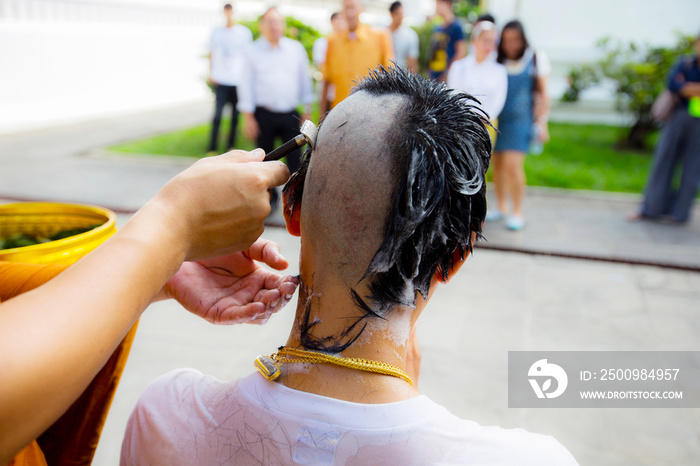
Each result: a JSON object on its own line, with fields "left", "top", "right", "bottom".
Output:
{"left": 562, "top": 34, "right": 695, "bottom": 151}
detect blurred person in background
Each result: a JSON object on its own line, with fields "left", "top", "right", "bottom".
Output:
{"left": 490, "top": 20, "right": 551, "bottom": 231}
{"left": 469, "top": 14, "right": 496, "bottom": 58}
{"left": 629, "top": 31, "right": 700, "bottom": 224}
{"left": 313, "top": 12, "right": 347, "bottom": 114}
{"left": 428, "top": 0, "right": 466, "bottom": 82}
{"left": 206, "top": 3, "right": 252, "bottom": 155}
{"left": 448, "top": 21, "right": 507, "bottom": 141}
{"left": 238, "top": 7, "right": 313, "bottom": 213}
{"left": 388, "top": 1, "right": 419, "bottom": 73}
{"left": 322, "top": 0, "right": 394, "bottom": 111}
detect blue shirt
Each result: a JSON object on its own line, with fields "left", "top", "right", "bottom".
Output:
{"left": 428, "top": 20, "right": 465, "bottom": 80}
{"left": 667, "top": 55, "right": 700, "bottom": 108}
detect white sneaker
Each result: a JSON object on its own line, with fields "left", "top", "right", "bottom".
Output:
{"left": 485, "top": 208, "right": 504, "bottom": 222}
{"left": 506, "top": 215, "right": 525, "bottom": 231}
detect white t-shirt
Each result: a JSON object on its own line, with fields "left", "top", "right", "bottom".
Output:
{"left": 121, "top": 370, "right": 578, "bottom": 465}
{"left": 209, "top": 24, "right": 253, "bottom": 86}
{"left": 447, "top": 54, "right": 508, "bottom": 120}
{"left": 390, "top": 25, "right": 419, "bottom": 70}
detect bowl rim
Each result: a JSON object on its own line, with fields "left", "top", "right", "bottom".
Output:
{"left": 0, "top": 202, "right": 117, "bottom": 255}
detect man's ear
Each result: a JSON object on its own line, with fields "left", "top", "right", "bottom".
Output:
{"left": 283, "top": 198, "right": 302, "bottom": 237}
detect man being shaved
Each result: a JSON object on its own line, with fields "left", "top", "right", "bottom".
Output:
{"left": 122, "top": 67, "right": 576, "bottom": 465}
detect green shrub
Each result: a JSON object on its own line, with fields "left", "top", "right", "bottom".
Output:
{"left": 562, "top": 34, "right": 695, "bottom": 151}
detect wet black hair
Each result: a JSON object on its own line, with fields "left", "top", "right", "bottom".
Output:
{"left": 223, "top": 3, "right": 232, "bottom": 10}
{"left": 283, "top": 66, "right": 491, "bottom": 351}
{"left": 389, "top": 1, "right": 402, "bottom": 13}
{"left": 497, "top": 20, "right": 530, "bottom": 63}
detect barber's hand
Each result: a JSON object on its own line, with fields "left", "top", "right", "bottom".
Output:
{"left": 243, "top": 113, "right": 260, "bottom": 141}
{"left": 164, "top": 238, "right": 300, "bottom": 324}
{"left": 148, "top": 149, "right": 288, "bottom": 261}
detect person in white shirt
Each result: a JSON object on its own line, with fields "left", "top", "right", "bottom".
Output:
{"left": 388, "top": 1, "right": 419, "bottom": 72}
{"left": 121, "top": 67, "right": 577, "bottom": 466}
{"left": 237, "top": 7, "right": 313, "bottom": 212}
{"left": 448, "top": 21, "right": 507, "bottom": 122}
{"left": 207, "top": 3, "right": 252, "bottom": 154}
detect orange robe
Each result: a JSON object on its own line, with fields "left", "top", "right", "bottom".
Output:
{"left": 1, "top": 262, "right": 137, "bottom": 466}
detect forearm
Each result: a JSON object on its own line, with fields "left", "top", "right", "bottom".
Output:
{"left": 679, "top": 82, "right": 700, "bottom": 98}
{"left": 0, "top": 148, "right": 288, "bottom": 461}
{"left": 454, "top": 40, "right": 467, "bottom": 61}
{"left": 534, "top": 96, "right": 550, "bottom": 121}
{"left": 534, "top": 77, "right": 551, "bottom": 121}
{"left": 0, "top": 200, "right": 186, "bottom": 461}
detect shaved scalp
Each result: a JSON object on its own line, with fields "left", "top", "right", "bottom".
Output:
{"left": 283, "top": 66, "right": 491, "bottom": 351}
{"left": 301, "top": 91, "right": 405, "bottom": 283}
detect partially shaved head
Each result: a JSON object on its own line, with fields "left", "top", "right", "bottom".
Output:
{"left": 300, "top": 91, "right": 405, "bottom": 285}
{"left": 284, "top": 67, "right": 491, "bottom": 351}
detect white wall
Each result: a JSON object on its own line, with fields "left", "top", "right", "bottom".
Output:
{"left": 0, "top": 0, "right": 435, "bottom": 133}
{"left": 0, "top": 0, "right": 224, "bottom": 133}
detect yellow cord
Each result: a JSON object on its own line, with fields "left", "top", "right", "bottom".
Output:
{"left": 255, "top": 346, "right": 412, "bottom": 386}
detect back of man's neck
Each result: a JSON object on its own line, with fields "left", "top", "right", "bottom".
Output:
{"left": 277, "top": 284, "right": 418, "bottom": 403}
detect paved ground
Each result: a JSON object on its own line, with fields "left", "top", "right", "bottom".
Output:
{"left": 1, "top": 104, "right": 699, "bottom": 465}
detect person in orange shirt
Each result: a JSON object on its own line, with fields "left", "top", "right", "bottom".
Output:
{"left": 321, "top": 0, "right": 394, "bottom": 111}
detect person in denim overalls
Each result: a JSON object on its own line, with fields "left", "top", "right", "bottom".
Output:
{"left": 489, "top": 21, "right": 551, "bottom": 231}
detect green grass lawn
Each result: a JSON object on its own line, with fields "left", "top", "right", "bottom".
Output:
{"left": 109, "top": 120, "right": 658, "bottom": 195}
{"left": 109, "top": 118, "right": 257, "bottom": 156}
{"left": 523, "top": 123, "right": 654, "bottom": 194}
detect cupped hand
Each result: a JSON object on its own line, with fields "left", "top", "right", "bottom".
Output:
{"left": 149, "top": 148, "right": 289, "bottom": 262}
{"left": 164, "top": 238, "right": 300, "bottom": 324}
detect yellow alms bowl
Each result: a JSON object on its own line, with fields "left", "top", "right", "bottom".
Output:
{"left": 0, "top": 202, "right": 117, "bottom": 265}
